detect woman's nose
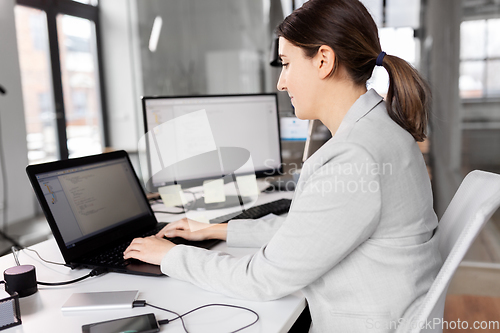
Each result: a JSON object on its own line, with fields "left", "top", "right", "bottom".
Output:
{"left": 277, "top": 73, "right": 286, "bottom": 91}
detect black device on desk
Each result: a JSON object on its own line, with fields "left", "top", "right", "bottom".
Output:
{"left": 26, "top": 150, "right": 220, "bottom": 277}
{"left": 82, "top": 313, "right": 160, "bottom": 333}
{"left": 209, "top": 198, "right": 292, "bottom": 224}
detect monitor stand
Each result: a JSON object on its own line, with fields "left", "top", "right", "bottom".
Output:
{"left": 187, "top": 195, "right": 253, "bottom": 211}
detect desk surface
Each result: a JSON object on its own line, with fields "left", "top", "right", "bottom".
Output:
{"left": 1, "top": 191, "right": 305, "bottom": 333}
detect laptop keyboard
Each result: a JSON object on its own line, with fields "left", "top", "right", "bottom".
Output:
{"left": 83, "top": 224, "right": 167, "bottom": 267}
{"left": 83, "top": 223, "right": 220, "bottom": 268}
{"left": 83, "top": 198, "right": 292, "bottom": 268}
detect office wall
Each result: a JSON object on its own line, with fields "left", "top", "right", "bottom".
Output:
{"left": 100, "top": 0, "right": 282, "bottom": 152}
{"left": 100, "top": 0, "right": 304, "bottom": 183}
{"left": 100, "top": 0, "right": 143, "bottom": 152}
{"left": 135, "top": 0, "right": 271, "bottom": 97}
{"left": 0, "top": 0, "right": 36, "bottom": 224}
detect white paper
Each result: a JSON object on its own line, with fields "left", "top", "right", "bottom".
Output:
{"left": 203, "top": 179, "right": 226, "bottom": 204}
{"left": 158, "top": 185, "right": 187, "bottom": 207}
{"left": 236, "top": 174, "right": 259, "bottom": 197}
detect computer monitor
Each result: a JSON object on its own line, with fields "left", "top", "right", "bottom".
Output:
{"left": 141, "top": 93, "right": 283, "bottom": 196}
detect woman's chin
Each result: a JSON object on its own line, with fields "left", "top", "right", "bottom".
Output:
{"left": 294, "top": 110, "right": 307, "bottom": 120}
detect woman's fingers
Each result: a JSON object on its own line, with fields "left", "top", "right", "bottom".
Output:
{"left": 156, "top": 218, "right": 189, "bottom": 238}
{"left": 164, "top": 228, "right": 190, "bottom": 239}
{"left": 123, "top": 237, "right": 145, "bottom": 257}
{"left": 123, "top": 236, "right": 175, "bottom": 265}
{"left": 160, "top": 219, "right": 213, "bottom": 241}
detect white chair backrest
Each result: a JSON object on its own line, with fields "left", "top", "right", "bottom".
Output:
{"left": 437, "top": 171, "right": 500, "bottom": 261}
{"left": 406, "top": 170, "right": 500, "bottom": 333}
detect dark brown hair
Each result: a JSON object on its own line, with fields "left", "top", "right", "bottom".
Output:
{"left": 277, "top": 0, "right": 430, "bottom": 142}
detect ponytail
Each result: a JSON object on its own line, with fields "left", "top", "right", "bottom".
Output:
{"left": 380, "top": 55, "right": 431, "bottom": 142}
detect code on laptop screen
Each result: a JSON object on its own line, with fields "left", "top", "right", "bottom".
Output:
{"left": 35, "top": 158, "right": 150, "bottom": 247}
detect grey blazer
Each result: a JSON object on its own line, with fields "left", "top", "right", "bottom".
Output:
{"left": 161, "top": 89, "right": 442, "bottom": 333}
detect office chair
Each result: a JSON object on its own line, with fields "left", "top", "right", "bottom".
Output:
{"left": 397, "top": 170, "right": 500, "bottom": 333}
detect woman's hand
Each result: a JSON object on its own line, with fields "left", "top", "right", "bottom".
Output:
{"left": 123, "top": 236, "right": 175, "bottom": 265}
{"left": 156, "top": 217, "right": 227, "bottom": 241}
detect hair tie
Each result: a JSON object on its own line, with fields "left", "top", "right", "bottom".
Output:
{"left": 376, "top": 51, "right": 386, "bottom": 66}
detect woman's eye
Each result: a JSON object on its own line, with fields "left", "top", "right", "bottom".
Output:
{"left": 282, "top": 63, "right": 289, "bottom": 68}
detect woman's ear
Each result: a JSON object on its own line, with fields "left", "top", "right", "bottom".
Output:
{"left": 315, "top": 45, "right": 336, "bottom": 79}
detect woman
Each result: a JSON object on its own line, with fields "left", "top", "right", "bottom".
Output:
{"left": 124, "top": 0, "right": 441, "bottom": 331}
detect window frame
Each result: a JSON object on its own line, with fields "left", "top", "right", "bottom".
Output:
{"left": 460, "top": 17, "right": 500, "bottom": 101}
{"left": 16, "top": 0, "right": 109, "bottom": 160}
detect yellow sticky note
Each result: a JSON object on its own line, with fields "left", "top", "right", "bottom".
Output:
{"left": 203, "top": 179, "right": 226, "bottom": 204}
{"left": 236, "top": 174, "right": 259, "bottom": 197}
{"left": 158, "top": 185, "right": 187, "bottom": 207}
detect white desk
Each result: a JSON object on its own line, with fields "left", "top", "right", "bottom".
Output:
{"left": 1, "top": 191, "right": 305, "bottom": 332}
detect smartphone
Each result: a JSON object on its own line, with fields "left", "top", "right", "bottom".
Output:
{"left": 82, "top": 313, "right": 160, "bottom": 333}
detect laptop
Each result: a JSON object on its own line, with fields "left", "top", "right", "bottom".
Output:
{"left": 26, "top": 150, "right": 219, "bottom": 276}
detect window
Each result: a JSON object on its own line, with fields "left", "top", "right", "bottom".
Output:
{"left": 15, "top": 0, "right": 107, "bottom": 164}
{"left": 460, "top": 18, "right": 500, "bottom": 99}
{"left": 15, "top": 6, "right": 58, "bottom": 163}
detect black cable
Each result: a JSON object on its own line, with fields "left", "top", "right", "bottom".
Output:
{"left": 0, "top": 88, "right": 10, "bottom": 238}
{"left": 37, "top": 274, "right": 91, "bottom": 286}
{"left": 0, "top": 87, "right": 24, "bottom": 250}
{"left": 148, "top": 197, "right": 161, "bottom": 203}
{"left": 10, "top": 246, "right": 106, "bottom": 286}
{"left": 143, "top": 301, "right": 259, "bottom": 333}
{"left": 157, "top": 318, "right": 170, "bottom": 325}
{"left": 145, "top": 302, "right": 187, "bottom": 332}
{"left": 179, "top": 304, "right": 259, "bottom": 333}
{"left": 37, "top": 267, "right": 107, "bottom": 286}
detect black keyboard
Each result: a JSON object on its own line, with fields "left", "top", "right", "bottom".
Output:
{"left": 83, "top": 223, "right": 220, "bottom": 268}
{"left": 83, "top": 199, "right": 292, "bottom": 267}
{"left": 209, "top": 198, "right": 292, "bottom": 224}
{"left": 82, "top": 224, "right": 167, "bottom": 267}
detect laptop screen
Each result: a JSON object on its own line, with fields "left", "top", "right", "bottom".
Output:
{"left": 34, "top": 157, "right": 151, "bottom": 247}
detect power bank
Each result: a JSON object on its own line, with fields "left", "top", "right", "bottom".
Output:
{"left": 61, "top": 290, "right": 139, "bottom": 312}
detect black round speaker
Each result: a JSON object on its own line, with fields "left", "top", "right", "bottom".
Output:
{"left": 4, "top": 264, "right": 38, "bottom": 298}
